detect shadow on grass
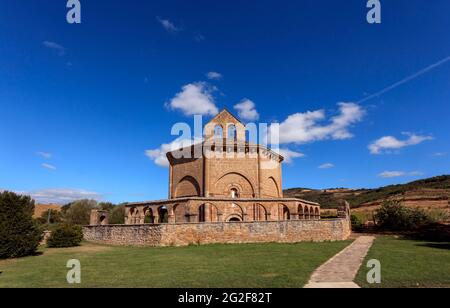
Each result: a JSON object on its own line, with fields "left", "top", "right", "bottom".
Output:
{"left": 404, "top": 223, "right": 450, "bottom": 243}
{"left": 416, "top": 243, "right": 450, "bottom": 250}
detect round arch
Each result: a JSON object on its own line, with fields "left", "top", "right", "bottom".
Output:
{"left": 215, "top": 172, "right": 255, "bottom": 198}
{"left": 174, "top": 176, "right": 201, "bottom": 198}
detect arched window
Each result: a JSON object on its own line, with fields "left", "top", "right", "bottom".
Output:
{"left": 228, "top": 125, "right": 237, "bottom": 141}
{"left": 214, "top": 125, "right": 223, "bottom": 138}
{"left": 230, "top": 188, "right": 239, "bottom": 199}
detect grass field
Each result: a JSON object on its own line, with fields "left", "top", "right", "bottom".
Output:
{"left": 355, "top": 236, "right": 450, "bottom": 288}
{"left": 0, "top": 241, "right": 351, "bottom": 288}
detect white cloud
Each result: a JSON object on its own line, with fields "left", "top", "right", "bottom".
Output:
{"left": 156, "top": 17, "right": 180, "bottom": 33}
{"left": 273, "top": 148, "right": 305, "bottom": 164}
{"left": 378, "top": 171, "right": 424, "bottom": 178}
{"left": 206, "top": 71, "right": 222, "bottom": 80}
{"left": 41, "top": 163, "right": 56, "bottom": 170}
{"left": 319, "top": 163, "right": 335, "bottom": 169}
{"left": 270, "top": 103, "right": 365, "bottom": 144}
{"left": 234, "top": 99, "right": 260, "bottom": 122}
{"left": 42, "top": 41, "right": 66, "bottom": 56}
{"left": 166, "top": 82, "right": 219, "bottom": 116}
{"left": 432, "top": 152, "right": 447, "bottom": 157}
{"left": 145, "top": 137, "right": 203, "bottom": 168}
{"left": 369, "top": 133, "right": 433, "bottom": 155}
{"left": 378, "top": 171, "right": 406, "bottom": 178}
{"left": 27, "top": 188, "right": 102, "bottom": 204}
{"left": 409, "top": 171, "right": 424, "bottom": 176}
{"left": 36, "top": 152, "right": 52, "bottom": 159}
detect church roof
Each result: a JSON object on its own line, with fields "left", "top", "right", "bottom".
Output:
{"left": 207, "top": 108, "right": 242, "bottom": 126}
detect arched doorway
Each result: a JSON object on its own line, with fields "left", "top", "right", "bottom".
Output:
{"left": 282, "top": 205, "right": 290, "bottom": 220}
{"left": 158, "top": 206, "right": 168, "bottom": 223}
{"left": 144, "top": 207, "right": 155, "bottom": 224}
{"left": 198, "top": 204, "right": 206, "bottom": 222}
{"left": 298, "top": 205, "right": 304, "bottom": 220}
{"left": 253, "top": 204, "right": 268, "bottom": 221}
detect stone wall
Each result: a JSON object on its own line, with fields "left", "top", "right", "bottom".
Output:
{"left": 83, "top": 218, "right": 351, "bottom": 247}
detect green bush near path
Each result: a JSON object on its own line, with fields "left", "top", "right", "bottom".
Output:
{"left": 355, "top": 236, "right": 450, "bottom": 288}
{"left": 0, "top": 241, "right": 351, "bottom": 288}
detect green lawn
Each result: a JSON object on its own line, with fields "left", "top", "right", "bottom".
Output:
{"left": 0, "top": 241, "right": 351, "bottom": 288}
{"left": 355, "top": 236, "right": 450, "bottom": 288}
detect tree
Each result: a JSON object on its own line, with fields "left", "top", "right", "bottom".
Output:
{"left": 0, "top": 191, "right": 42, "bottom": 259}
{"left": 63, "top": 199, "right": 98, "bottom": 225}
{"left": 36, "top": 209, "right": 63, "bottom": 225}
{"left": 99, "top": 202, "right": 115, "bottom": 212}
{"left": 109, "top": 205, "right": 125, "bottom": 224}
{"left": 375, "top": 200, "right": 432, "bottom": 231}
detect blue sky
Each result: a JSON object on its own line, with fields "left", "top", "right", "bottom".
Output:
{"left": 1, "top": 0, "right": 449, "bottom": 204}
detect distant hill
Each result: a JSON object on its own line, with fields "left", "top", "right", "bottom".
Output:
{"left": 284, "top": 175, "right": 450, "bottom": 210}
{"left": 33, "top": 204, "right": 62, "bottom": 219}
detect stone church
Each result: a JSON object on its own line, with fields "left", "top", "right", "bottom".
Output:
{"left": 123, "top": 109, "right": 321, "bottom": 225}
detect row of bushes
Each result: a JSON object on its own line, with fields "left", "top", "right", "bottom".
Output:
{"left": 351, "top": 200, "right": 447, "bottom": 232}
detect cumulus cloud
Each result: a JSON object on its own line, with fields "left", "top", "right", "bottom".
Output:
{"left": 42, "top": 41, "right": 66, "bottom": 56}
{"left": 273, "top": 148, "right": 305, "bottom": 164}
{"left": 156, "top": 17, "right": 180, "bottom": 33}
{"left": 36, "top": 152, "right": 52, "bottom": 159}
{"left": 378, "top": 171, "right": 423, "bottom": 178}
{"left": 166, "top": 82, "right": 219, "bottom": 116}
{"left": 41, "top": 163, "right": 56, "bottom": 170}
{"left": 269, "top": 103, "right": 365, "bottom": 145}
{"left": 20, "top": 188, "right": 102, "bottom": 204}
{"left": 145, "top": 137, "right": 203, "bottom": 168}
{"left": 234, "top": 99, "right": 260, "bottom": 122}
{"left": 319, "top": 163, "right": 335, "bottom": 169}
{"left": 369, "top": 133, "right": 433, "bottom": 155}
{"left": 206, "top": 71, "right": 222, "bottom": 80}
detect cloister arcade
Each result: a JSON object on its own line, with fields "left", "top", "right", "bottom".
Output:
{"left": 125, "top": 198, "right": 320, "bottom": 225}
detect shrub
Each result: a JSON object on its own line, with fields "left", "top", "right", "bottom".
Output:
{"left": 47, "top": 224, "right": 83, "bottom": 248}
{"left": 375, "top": 201, "right": 432, "bottom": 231}
{"left": 63, "top": 199, "right": 98, "bottom": 225}
{"left": 351, "top": 214, "right": 364, "bottom": 232}
{"left": 0, "top": 191, "right": 42, "bottom": 259}
{"left": 109, "top": 205, "right": 125, "bottom": 224}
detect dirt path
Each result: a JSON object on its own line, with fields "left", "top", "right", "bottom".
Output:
{"left": 304, "top": 236, "right": 375, "bottom": 288}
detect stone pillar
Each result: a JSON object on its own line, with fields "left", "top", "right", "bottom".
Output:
{"left": 89, "top": 210, "right": 109, "bottom": 226}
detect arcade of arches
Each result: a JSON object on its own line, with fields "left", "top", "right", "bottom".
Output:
{"left": 125, "top": 199, "right": 320, "bottom": 224}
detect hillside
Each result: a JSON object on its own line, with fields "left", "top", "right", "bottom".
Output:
{"left": 33, "top": 204, "right": 62, "bottom": 219}
{"left": 284, "top": 175, "right": 450, "bottom": 210}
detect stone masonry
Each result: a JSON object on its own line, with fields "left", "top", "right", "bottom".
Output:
{"left": 84, "top": 109, "right": 352, "bottom": 246}
{"left": 83, "top": 218, "right": 351, "bottom": 247}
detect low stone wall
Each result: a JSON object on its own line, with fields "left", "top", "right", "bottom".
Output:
{"left": 83, "top": 218, "right": 351, "bottom": 247}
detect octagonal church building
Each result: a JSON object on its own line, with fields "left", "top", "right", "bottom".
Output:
{"left": 124, "top": 109, "right": 321, "bottom": 225}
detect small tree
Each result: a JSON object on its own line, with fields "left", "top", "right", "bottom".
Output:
{"left": 109, "top": 205, "right": 125, "bottom": 224}
{"left": 375, "top": 200, "right": 432, "bottom": 231}
{"left": 47, "top": 224, "right": 83, "bottom": 248}
{"left": 351, "top": 214, "right": 364, "bottom": 232}
{"left": 0, "top": 191, "right": 42, "bottom": 259}
{"left": 64, "top": 199, "right": 98, "bottom": 225}
{"left": 99, "top": 202, "right": 115, "bottom": 212}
